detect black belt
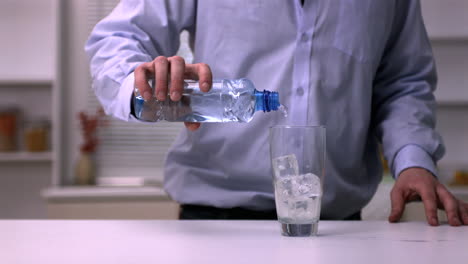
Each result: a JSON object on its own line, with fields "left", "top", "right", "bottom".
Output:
{"left": 180, "top": 204, "right": 361, "bottom": 221}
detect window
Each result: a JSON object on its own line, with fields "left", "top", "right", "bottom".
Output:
{"left": 86, "top": 0, "right": 193, "bottom": 186}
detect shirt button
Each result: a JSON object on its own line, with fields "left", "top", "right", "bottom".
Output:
{"left": 297, "top": 87, "right": 304, "bottom": 96}
{"left": 301, "top": 33, "right": 309, "bottom": 42}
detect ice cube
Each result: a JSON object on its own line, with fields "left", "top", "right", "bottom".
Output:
{"left": 297, "top": 184, "right": 312, "bottom": 195}
{"left": 275, "top": 173, "right": 322, "bottom": 202}
{"left": 275, "top": 178, "right": 293, "bottom": 198}
{"left": 272, "top": 154, "right": 299, "bottom": 178}
{"left": 290, "top": 173, "right": 322, "bottom": 196}
{"left": 282, "top": 173, "right": 322, "bottom": 197}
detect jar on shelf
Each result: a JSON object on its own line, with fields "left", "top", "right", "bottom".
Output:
{"left": 0, "top": 106, "right": 20, "bottom": 152}
{"left": 23, "top": 119, "right": 50, "bottom": 152}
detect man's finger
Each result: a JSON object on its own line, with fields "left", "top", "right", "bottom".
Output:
{"left": 436, "top": 184, "right": 461, "bottom": 226}
{"left": 184, "top": 64, "right": 200, "bottom": 80}
{"left": 459, "top": 203, "right": 468, "bottom": 225}
{"left": 154, "top": 56, "right": 169, "bottom": 101}
{"left": 184, "top": 63, "right": 212, "bottom": 92}
{"left": 134, "top": 62, "right": 154, "bottom": 101}
{"left": 184, "top": 122, "right": 200, "bottom": 131}
{"left": 168, "top": 56, "right": 185, "bottom": 101}
{"left": 459, "top": 202, "right": 468, "bottom": 225}
{"left": 389, "top": 187, "right": 406, "bottom": 223}
{"left": 196, "top": 63, "right": 212, "bottom": 92}
{"left": 419, "top": 188, "right": 439, "bottom": 226}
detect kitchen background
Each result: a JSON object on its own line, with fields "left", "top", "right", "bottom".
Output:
{"left": 0, "top": 0, "right": 467, "bottom": 220}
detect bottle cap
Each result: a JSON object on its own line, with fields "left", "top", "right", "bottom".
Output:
{"left": 262, "top": 90, "right": 280, "bottom": 112}
{"left": 255, "top": 90, "right": 280, "bottom": 112}
{"left": 268, "top": 91, "right": 280, "bottom": 111}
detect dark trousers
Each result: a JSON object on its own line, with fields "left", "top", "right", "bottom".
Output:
{"left": 179, "top": 204, "right": 361, "bottom": 220}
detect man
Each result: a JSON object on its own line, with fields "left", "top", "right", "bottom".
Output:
{"left": 85, "top": 0, "right": 468, "bottom": 225}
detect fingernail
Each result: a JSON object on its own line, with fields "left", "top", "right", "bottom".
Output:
{"left": 143, "top": 91, "right": 152, "bottom": 101}
{"left": 202, "top": 82, "right": 209, "bottom": 91}
{"left": 453, "top": 217, "right": 461, "bottom": 226}
{"left": 156, "top": 91, "right": 165, "bottom": 100}
{"left": 171, "top": 92, "right": 181, "bottom": 101}
{"left": 431, "top": 217, "right": 439, "bottom": 226}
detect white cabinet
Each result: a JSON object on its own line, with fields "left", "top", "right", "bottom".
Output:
{"left": 421, "top": 0, "right": 468, "bottom": 177}
{"left": 0, "top": 0, "right": 61, "bottom": 218}
{"left": 421, "top": 0, "right": 468, "bottom": 40}
{"left": 0, "top": 0, "right": 56, "bottom": 80}
{"left": 421, "top": 0, "right": 468, "bottom": 105}
{"left": 432, "top": 42, "right": 468, "bottom": 104}
{"left": 44, "top": 187, "right": 179, "bottom": 219}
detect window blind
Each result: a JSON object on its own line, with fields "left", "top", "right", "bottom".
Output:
{"left": 87, "top": 0, "right": 193, "bottom": 184}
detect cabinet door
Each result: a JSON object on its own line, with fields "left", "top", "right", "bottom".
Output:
{"left": 47, "top": 200, "right": 180, "bottom": 219}
{"left": 421, "top": 0, "right": 468, "bottom": 39}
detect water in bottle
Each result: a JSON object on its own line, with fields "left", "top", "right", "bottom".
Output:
{"left": 133, "top": 78, "right": 281, "bottom": 123}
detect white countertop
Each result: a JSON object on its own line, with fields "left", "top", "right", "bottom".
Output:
{"left": 1, "top": 220, "right": 467, "bottom": 264}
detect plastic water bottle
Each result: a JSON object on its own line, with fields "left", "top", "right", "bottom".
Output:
{"left": 133, "top": 78, "right": 280, "bottom": 123}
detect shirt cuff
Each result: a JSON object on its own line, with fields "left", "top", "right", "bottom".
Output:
{"left": 392, "top": 144, "right": 438, "bottom": 179}
{"left": 113, "top": 72, "right": 145, "bottom": 123}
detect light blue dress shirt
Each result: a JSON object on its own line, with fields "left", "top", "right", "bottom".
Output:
{"left": 85, "top": 0, "right": 445, "bottom": 219}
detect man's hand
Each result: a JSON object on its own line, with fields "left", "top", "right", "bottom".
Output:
{"left": 388, "top": 167, "right": 468, "bottom": 226}
{"left": 134, "top": 56, "right": 212, "bottom": 131}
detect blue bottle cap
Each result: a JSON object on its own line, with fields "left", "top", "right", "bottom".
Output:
{"left": 255, "top": 90, "right": 280, "bottom": 112}
{"left": 267, "top": 91, "right": 280, "bottom": 111}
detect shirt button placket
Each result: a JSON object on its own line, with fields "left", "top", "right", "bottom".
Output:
{"left": 290, "top": 1, "right": 317, "bottom": 126}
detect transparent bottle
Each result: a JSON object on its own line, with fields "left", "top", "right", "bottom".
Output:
{"left": 133, "top": 78, "right": 280, "bottom": 123}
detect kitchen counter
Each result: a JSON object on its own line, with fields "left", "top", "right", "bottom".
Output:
{"left": 1, "top": 220, "right": 467, "bottom": 263}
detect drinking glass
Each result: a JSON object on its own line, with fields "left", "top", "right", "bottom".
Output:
{"left": 270, "top": 125, "right": 326, "bottom": 237}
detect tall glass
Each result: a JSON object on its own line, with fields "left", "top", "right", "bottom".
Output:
{"left": 270, "top": 125, "right": 326, "bottom": 237}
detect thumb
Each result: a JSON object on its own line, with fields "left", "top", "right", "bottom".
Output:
{"left": 389, "top": 187, "right": 406, "bottom": 223}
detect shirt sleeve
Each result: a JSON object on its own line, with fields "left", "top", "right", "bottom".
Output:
{"left": 84, "top": 0, "right": 196, "bottom": 121}
{"left": 120, "top": 73, "right": 145, "bottom": 123}
{"left": 392, "top": 144, "right": 438, "bottom": 179}
{"left": 371, "top": 0, "right": 445, "bottom": 177}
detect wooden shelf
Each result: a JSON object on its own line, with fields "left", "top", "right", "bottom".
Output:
{"left": 0, "top": 151, "right": 53, "bottom": 162}
{"left": 0, "top": 78, "right": 53, "bottom": 87}
{"left": 42, "top": 186, "right": 170, "bottom": 202}
{"left": 429, "top": 36, "right": 468, "bottom": 43}
{"left": 437, "top": 101, "right": 468, "bottom": 107}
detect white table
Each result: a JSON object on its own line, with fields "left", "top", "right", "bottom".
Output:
{"left": 1, "top": 220, "right": 467, "bottom": 264}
